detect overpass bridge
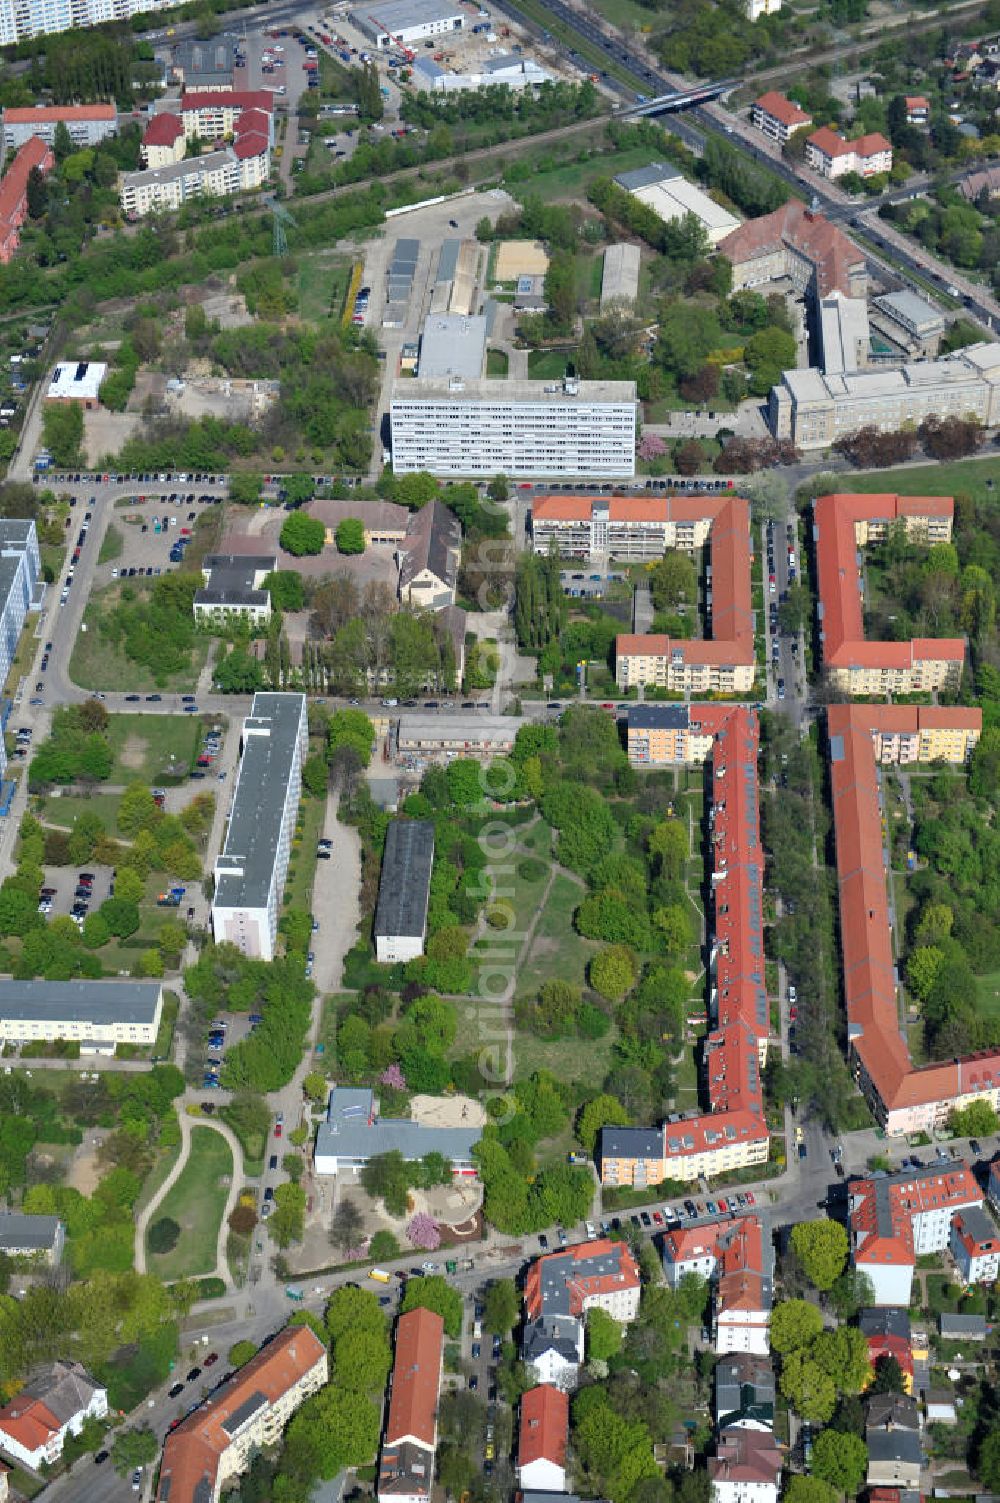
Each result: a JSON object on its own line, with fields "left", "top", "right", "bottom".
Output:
{"left": 617, "top": 80, "right": 734, "bottom": 115}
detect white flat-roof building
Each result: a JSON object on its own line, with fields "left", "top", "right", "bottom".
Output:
{"left": 417, "top": 314, "right": 487, "bottom": 380}
{"left": 212, "top": 693, "right": 308, "bottom": 961}
{"left": 194, "top": 553, "right": 275, "bottom": 624}
{"left": 770, "top": 340, "right": 1000, "bottom": 449}
{"left": 45, "top": 362, "right": 106, "bottom": 407}
{"left": 390, "top": 375, "right": 637, "bottom": 478}
{"left": 818, "top": 290, "right": 870, "bottom": 374}
{"left": 615, "top": 163, "right": 740, "bottom": 247}
{"left": 351, "top": 0, "right": 464, "bottom": 47}
{"left": 0, "top": 979, "right": 163, "bottom": 1051}
{"left": 0, "top": 519, "right": 42, "bottom": 778}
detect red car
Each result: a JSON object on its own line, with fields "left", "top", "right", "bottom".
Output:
{"left": 274, "top": 1121, "right": 283, "bottom": 1138}
{"left": 789, "top": 1006, "right": 798, "bottom": 1019}
{"left": 204, "top": 1352, "right": 219, "bottom": 1367}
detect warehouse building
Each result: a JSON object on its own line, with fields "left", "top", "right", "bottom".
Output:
{"left": 384, "top": 237, "right": 420, "bottom": 328}
{"left": 212, "top": 693, "right": 308, "bottom": 961}
{"left": 614, "top": 162, "right": 740, "bottom": 247}
{"left": 601, "top": 243, "right": 640, "bottom": 307}
{"left": 352, "top": 0, "right": 465, "bottom": 48}
{"left": 0, "top": 978, "right": 163, "bottom": 1052}
{"left": 389, "top": 375, "right": 637, "bottom": 478}
{"left": 374, "top": 820, "right": 435, "bottom": 963}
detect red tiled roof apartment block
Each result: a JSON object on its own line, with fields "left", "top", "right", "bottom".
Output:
{"left": 180, "top": 90, "right": 276, "bottom": 144}
{"left": 378, "top": 1307, "right": 444, "bottom": 1503}
{"left": 155, "top": 1325, "right": 328, "bottom": 1503}
{"left": 662, "top": 1214, "right": 773, "bottom": 1355}
{"left": 751, "top": 91, "right": 813, "bottom": 144}
{"left": 3, "top": 104, "right": 116, "bottom": 151}
{"left": 814, "top": 493, "right": 965, "bottom": 695}
{"left": 517, "top": 1385, "right": 569, "bottom": 1492}
{"left": 709, "top": 1426, "right": 783, "bottom": 1503}
{"left": 805, "top": 126, "right": 893, "bottom": 179}
{"left": 0, "top": 136, "right": 53, "bottom": 265}
{"left": 848, "top": 1162, "right": 983, "bottom": 1304}
{"left": 600, "top": 708, "right": 770, "bottom": 1186}
{"left": 522, "top": 1239, "right": 641, "bottom": 1389}
{"left": 614, "top": 496, "right": 755, "bottom": 694}
{"left": 828, "top": 702, "right": 988, "bottom": 1140}
{"left": 626, "top": 702, "right": 736, "bottom": 767}
{"left": 0, "top": 1361, "right": 107, "bottom": 1471}
{"left": 718, "top": 200, "right": 868, "bottom": 300}
{"left": 141, "top": 112, "right": 186, "bottom": 169}
{"left": 532, "top": 491, "right": 724, "bottom": 562}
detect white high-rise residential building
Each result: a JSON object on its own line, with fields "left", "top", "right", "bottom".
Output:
{"left": 0, "top": 0, "right": 172, "bottom": 44}
{"left": 211, "top": 693, "right": 307, "bottom": 961}
{"left": 0, "top": 519, "right": 41, "bottom": 778}
{"left": 389, "top": 375, "right": 637, "bottom": 478}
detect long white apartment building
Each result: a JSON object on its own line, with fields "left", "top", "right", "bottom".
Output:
{"left": 0, "top": 519, "right": 42, "bottom": 778}
{"left": 211, "top": 693, "right": 307, "bottom": 961}
{"left": 0, "top": 0, "right": 171, "bottom": 43}
{"left": 770, "top": 341, "right": 1000, "bottom": 450}
{"left": 120, "top": 139, "right": 269, "bottom": 217}
{"left": 389, "top": 374, "right": 637, "bottom": 478}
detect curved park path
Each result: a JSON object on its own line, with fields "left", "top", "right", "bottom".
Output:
{"left": 135, "top": 1110, "right": 244, "bottom": 1290}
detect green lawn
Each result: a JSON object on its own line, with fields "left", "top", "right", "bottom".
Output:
{"left": 41, "top": 790, "right": 124, "bottom": 830}
{"left": 106, "top": 713, "right": 209, "bottom": 784}
{"left": 98, "top": 524, "right": 124, "bottom": 564}
{"left": 283, "top": 793, "right": 325, "bottom": 915}
{"left": 70, "top": 584, "right": 210, "bottom": 693}
{"left": 486, "top": 348, "right": 509, "bottom": 377}
{"left": 147, "top": 1126, "right": 233, "bottom": 1281}
{"left": 509, "top": 141, "right": 662, "bottom": 203}
{"left": 843, "top": 457, "right": 1000, "bottom": 506}
{"left": 517, "top": 872, "right": 593, "bottom": 995}
{"left": 297, "top": 251, "right": 350, "bottom": 324}
{"left": 528, "top": 349, "right": 575, "bottom": 380}
{"left": 514, "top": 1025, "right": 618, "bottom": 1086}
{"left": 975, "top": 970, "right": 1000, "bottom": 1019}
{"left": 3, "top": 612, "right": 39, "bottom": 696}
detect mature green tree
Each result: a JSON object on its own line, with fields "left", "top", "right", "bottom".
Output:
{"left": 587, "top": 1307, "right": 622, "bottom": 1361}
{"left": 325, "top": 1285, "right": 387, "bottom": 1344}
{"left": 330, "top": 1199, "right": 364, "bottom": 1255}
{"left": 333, "top": 1326, "right": 392, "bottom": 1393}
{"left": 328, "top": 709, "right": 375, "bottom": 765}
{"left": 950, "top": 1099, "right": 1000, "bottom": 1137}
{"left": 779, "top": 1350, "right": 837, "bottom": 1423}
{"left": 335, "top": 518, "right": 366, "bottom": 555}
{"left": 812, "top": 1431, "right": 868, "bottom": 1496}
{"left": 110, "top": 1426, "right": 158, "bottom": 1476}
{"left": 589, "top": 945, "right": 638, "bottom": 1001}
{"left": 229, "top": 472, "right": 263, "bottom": 505}
{"left": 771, "top": 1298, "right": 824, "bottom": 1354}
{"left": 648, "top": 818, "right": 688, "bottom": 878}
{"left": 360, "top": 1150, "right": 411, "bottom": 1217}
{"left": 577, "top": 1094, "right": 630, "bottom": 1155}
{"left": 280, "top": 513, "right": 325, "bottom": 556}
{"left": 649, "top": 550, "right": 697, "bottom": 611}
{"left": 790, "top": 1219, "right": 848, "bottom": 1291}
{"left": 269, "top": 1181, "right": 306, "bottom": 1247}
{"left": 784, "top": 1478, "right": 838, "bottom": 1503}
{"left": 229, "top": 1339, "right": 257, "bottom": 1368}
{"left": 400, "top": 1274, "right": 463, "bottom": 1337}
{"left": 812, "top": 1326, "right": 872, "bottom": 1393}
{"left": 483, "top": 1278, "right": 519, "bottom": 1335}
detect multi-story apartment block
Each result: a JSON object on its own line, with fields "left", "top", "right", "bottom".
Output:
{"left": 2, "top": 104, "right": 116, "bottom": 151}
{"left": 389, "top": 375, "right": 638, "bottom": 478}
{"left": 140, "top": 112, "right": 186, "bottom": 169}
{"left": 719, "top": 199, "right": 867, "bottom": 300}
{"left": 121, "top": 130, "right": 270, "bottom": 216}
{"left": 829, "top": 701, "right": 996, "bottom": 1137}
{"left": 156, "top": 1326, "right": 328, "bottom": 1503}
{"left": 815, "top": 493, "right": 965, "bottom": 695}
{"left": 530, "top": 492, "right": 717, "bottom": 561}
{"left": 0, "top": 978, "right": 163, "bottom": 1051}
{"left": 522, "top": 1240, "right": 640, "bottom": 1390}
{"left": 178, "top": 90, "right": 275, "bottom": 144}
{"left": 805, "top": 126, "right": 892, "bottom": 178}
{"left": 377, "top": 1307, "right": 444, "bottom": 1503}
{"left": 0, "top": 518, "right": 42, "bottom": 777}
{"left": 714, "top": 1216, "right": 773, "bottom": 1356}
{"left": 0, "top": 0, "right": 175, "bottom": 43}
{"left": 615, "top": 495, "right": 755, "bottom": 694}
{"left": 0, "top": 1363, "right": 107, "bottom": 1470}
{"left": 770, "top": 341, "right": 1000, "bottom": 450}
{"left": 949, "top": 1205, "right": 1000, "bottom": 1285}
{"left": 750, "top": 91, "right": 813, "bottom": 144}
{"left": 0, "top": 136, "right": 53, "bottom": 263}
{"left": 626, "top": 704, "right": 733, "bottom": 767}
{"left": 600, "top": 708, "right": 770, "bottom": 1186}
{"left": 865, "top": 705, "right": 982, "bottom": 766}
{"left": 211, "top": 693, "right": 307, "bottom": 960}
{"left": 849, "top": 1164, "right": 983, "bottom": 1304}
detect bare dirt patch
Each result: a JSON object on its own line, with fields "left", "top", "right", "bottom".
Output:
{"left": 83, "top": 408, "right": 142, "bottom": 465}
{"left": 120, "top": 734, "right": 148, "bottom": 770}
{"left": 65, "top": 1129, "right": 109, "bottom": 1196}
{"left": 410, "top": 1092, "right": 486, "bottom": 1129}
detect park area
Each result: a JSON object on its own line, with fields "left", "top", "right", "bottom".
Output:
{"left": 146, "top": 1126, "right": 233, "bottom": 1281}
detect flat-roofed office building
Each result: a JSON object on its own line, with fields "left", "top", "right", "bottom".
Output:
{"left": 389, "top": 375, "right": 637, "bottom": 478}
{"left": 212, "top": 693, "right": 308, "bottom": 960}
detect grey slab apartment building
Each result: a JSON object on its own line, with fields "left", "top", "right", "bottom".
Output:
{"left": 374, "top": 819, "right": 434, "bottom": 963}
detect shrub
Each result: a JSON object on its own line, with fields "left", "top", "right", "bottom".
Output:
{"left": 148, "top": 1217, "right": 180, "bottom": 1254}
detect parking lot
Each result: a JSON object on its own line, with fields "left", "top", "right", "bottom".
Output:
{"left": 37, "top": 862, "right": 114, "bottom": 924}
{"left": 109, "top": 490, "right": 223, "bottom": 583}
